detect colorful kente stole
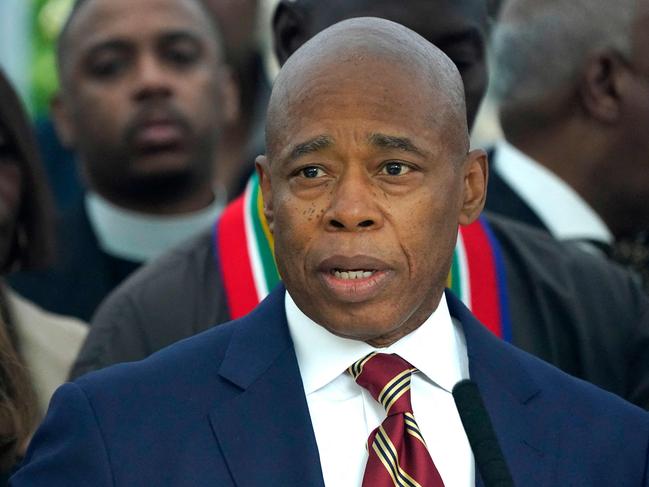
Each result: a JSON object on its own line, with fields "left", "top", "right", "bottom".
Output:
{"left": 216, "top": 175, "right": 512, "bottom": 342}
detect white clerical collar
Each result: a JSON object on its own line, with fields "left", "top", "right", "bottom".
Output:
{"left": 494, "top": 139, "right": 613, "bottom": 245}
{"left": 285, "top": 291, "right": 469, "bottom": 396}
{"left": 85, "top": 191, "right": 225, "bottom": 263}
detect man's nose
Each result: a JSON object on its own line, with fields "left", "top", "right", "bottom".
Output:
{"left": 132, "top": 55, "right": 173, "bottom": 101}
{"left": 324, "top": 172, "right": 383, "bottom": 231}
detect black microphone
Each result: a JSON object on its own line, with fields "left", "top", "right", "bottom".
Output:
{"left": 452, "top": 379, "right": 515, "bottom": 487}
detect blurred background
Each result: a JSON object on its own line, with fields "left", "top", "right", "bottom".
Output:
{"left": 0, "top": 0, "right": 73, "bottom": 117}
{"left": 0, "top": 0, "right": 505, "bottom": 147}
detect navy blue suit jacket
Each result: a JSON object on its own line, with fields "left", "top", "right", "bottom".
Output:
{"left": 11, "top": 287, "right": 649, "bottom": 486}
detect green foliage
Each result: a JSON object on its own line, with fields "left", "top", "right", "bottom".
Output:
{"left": 30, "top": 0, "right": 73, "bottom": 117}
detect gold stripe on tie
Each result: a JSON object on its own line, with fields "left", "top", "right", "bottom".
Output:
{"left": 404, "top": 413, "right": 427, "bottom": 446}
{"left": 372, "top": 441, "right": 401, "bottom": 487}
{"left": 348, "top": 352, "right": 377, "bottom": 380}
{"left": 373, "top": 426, "right": 424, "bottom": 487}
{"left": 379, "top": 369, "right": 415, "bottom": 412}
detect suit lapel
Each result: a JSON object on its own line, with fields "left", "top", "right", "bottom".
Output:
{"left": 210, "top": 286, "right": 559, "bottom": 485}
{"left": 447, "top": 291, "right": 559, "bottom": 486}
{"left": 209, "top": 286, "right": 325, "bottom": 487}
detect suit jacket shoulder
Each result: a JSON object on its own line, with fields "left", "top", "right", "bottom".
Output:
{"left": 13, "top": 288, "right": 324, "bottom": 486}
{"left": 485, "top": 212, "right": 649, "bottom": 408}
{"left": 13, "top": 287, "right": 649, "bottom": 486}
{"left": 449, "top": 292, "right": 649, "bottom": 486}
{"left": 70, "top": 228, "right": 227, "bottom": 379}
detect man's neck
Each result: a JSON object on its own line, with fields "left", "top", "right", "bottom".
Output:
{"left": 506, "top": 119, "right": 611, "bottom": 225}
{"left": 494, "top": 139, "right": 614, "bottom": 245}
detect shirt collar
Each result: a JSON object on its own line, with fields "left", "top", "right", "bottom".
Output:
{"left": 85, "top": 191, "right": 225, "bottom": 263}
{"left": 285, "top": 291, "right": 468, "bottom": 396}
{"left": 494, "top": 140, "right": 613, "bottom": 244}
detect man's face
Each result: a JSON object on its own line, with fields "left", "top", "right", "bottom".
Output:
{"left": 55, "top": 0, "right": 234, "bottom": 203}
{"left": 293, "top": 0, "right": 488, "bottom": 126}
{"left": 259, "top": 58, "right": 485, "bottom": 346}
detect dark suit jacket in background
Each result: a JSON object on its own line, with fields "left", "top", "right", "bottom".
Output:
{"left": 485, "top": 167, "right": 548, "bottom": 231}
{"left": 7, "top": 198, "right": 139, "bottom": 322}
{"left": 71, "top": 213, "right": 649, "bottom": 409}
{"left": 12, "top": 287, "right": 649, "bottom": 486}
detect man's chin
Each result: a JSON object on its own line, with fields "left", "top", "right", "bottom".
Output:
{"left": 318, "top": 319, "right": 402, "bottom": 347}
{"left": 131, "top": 149, "right": 193, "bottom": 175}
{"left": 306, "top": 301, "right": 402, "bottom": 342}
{"left": 115, "top": 168, "right": 203, "bottom": 207}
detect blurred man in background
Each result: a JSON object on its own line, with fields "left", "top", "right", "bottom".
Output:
{"left": 488, "top": 0, "right": 649, "bottom": 283}
{"left": 8, "top": 0, "right": 238, "bottom": 321}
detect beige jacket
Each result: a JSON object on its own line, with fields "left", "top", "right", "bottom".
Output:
{"left": 8, "top": 289, "right": 88, "bottom": 415}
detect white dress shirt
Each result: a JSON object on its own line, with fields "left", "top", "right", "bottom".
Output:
{"left": 85, "top": 190, "right": 225, "bottom": 263}
{"left": 494, "top": 140, "right": 613, "bottom": 248}
{"left": 285, "top": 291, "right": 474, "bottom": 487}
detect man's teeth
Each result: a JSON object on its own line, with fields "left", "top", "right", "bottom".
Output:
{"left": 332, "top": 270, "right": 374, "bottom": 280}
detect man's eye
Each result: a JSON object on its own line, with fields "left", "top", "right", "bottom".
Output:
{"left": 381, "top": 162, "right": 411, "bottom": 176}
{"left": 301, "top": 166, "right": 324, "bottom": 178}
{"left": 165, "top": 46, "right": 200, "bottom": 67}
{"left": 87, "top": 57, "right": 126, "bottom": 79}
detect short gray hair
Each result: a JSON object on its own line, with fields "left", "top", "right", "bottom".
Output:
{"left": 490, "top": 0, "right": 635, "bottom": 110}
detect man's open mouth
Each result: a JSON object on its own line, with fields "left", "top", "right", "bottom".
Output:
{"left": 331, "top": 269, "right": 376, "bottom": 280}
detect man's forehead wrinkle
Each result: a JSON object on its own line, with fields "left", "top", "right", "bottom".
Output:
{"left": 267, "top": 17, "right": 469, "bottom": 159}
{"left": 288, "top": 135, "right": 335, "bottom": 160}
{"left": 368, "top": 133, "right": 427, "bottom": 157}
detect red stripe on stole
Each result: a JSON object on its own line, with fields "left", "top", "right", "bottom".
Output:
{"left": 217, "top": 195, "right": 259, "bottom": 319}
{"left": 459, "top": 221, "right": 502, "bottom": 337}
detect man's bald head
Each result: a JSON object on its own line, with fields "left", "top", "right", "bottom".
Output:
{"left": 273, "top": 0, "right": 488, "bottom": 127}
{"left": 257, "top": 17, "right": 487, "bottom": 345}
{"left": 267, "top": 17, "right": 469, "bottom": 161}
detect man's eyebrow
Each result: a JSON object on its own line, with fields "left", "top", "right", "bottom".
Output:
{"left": 84, "top": 39, "right": 131, "bottom": 57}
{"left": 158, "top": 30, "right": 204, "bottom": 45}
{"left": 82, "top": 29, "right": 202, "bottom": 56}
{"left": 288, "top": 135, "right": 334, "bottom": 161}
{"left": 368, "top": 133, "right": 427, "bottom": 157}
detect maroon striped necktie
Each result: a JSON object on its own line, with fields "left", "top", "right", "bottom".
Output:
{"left": 348, "top": 352, "right": 445, "bottom": 487}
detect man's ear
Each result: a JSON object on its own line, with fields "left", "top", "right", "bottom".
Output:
{"left": 579, "top": 50, "right": 626, "bottom": 123}
{"left": 50, "top": 93, "right": 76, "bottom": 148}
{"left": 256, "top": 155, "right": 274, "bottom": 234}
{"left": 458, "top": 149, "right": 488, "bottom": 226}
{"left": 273, "top": 1, "right": 309, "bottom": 66}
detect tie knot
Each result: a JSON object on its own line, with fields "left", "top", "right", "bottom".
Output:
{"left": 348, "top": 353, "right": 416, "bottom": 415}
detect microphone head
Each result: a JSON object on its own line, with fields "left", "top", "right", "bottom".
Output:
{"left": 452, "top": 380, "right": 515, "bottom": 487}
